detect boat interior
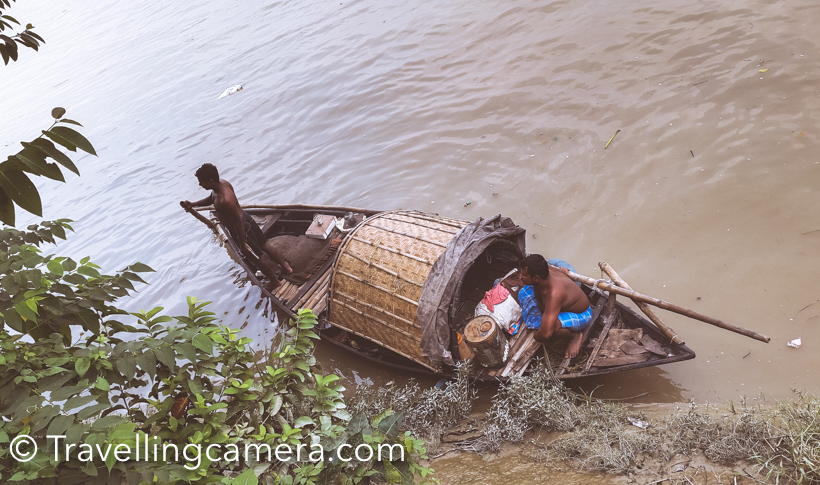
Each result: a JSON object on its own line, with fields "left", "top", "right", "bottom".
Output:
{"left": 208, "top": 206, "right": 695, "bottom": 380}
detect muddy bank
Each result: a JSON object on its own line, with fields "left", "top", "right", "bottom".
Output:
{"left": 430, "top": 401, "right": 794, "bottom": 485}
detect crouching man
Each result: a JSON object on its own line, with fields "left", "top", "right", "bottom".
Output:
{"left": 518, "top": 254, "right": 592, "bottom": 359}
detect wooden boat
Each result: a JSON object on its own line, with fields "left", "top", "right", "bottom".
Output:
{"left": 191, "top": 204, "right": 696, "bottom": 380}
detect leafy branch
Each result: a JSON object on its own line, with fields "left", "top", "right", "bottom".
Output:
{"left": 0, "top": 0, "right": 44, "bottom": 65}
{"left": 0, "top": 108, "right": 96, "bottom": 226}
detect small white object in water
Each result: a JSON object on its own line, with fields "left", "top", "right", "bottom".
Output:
{"left": 628, "top": 417, "right": 649, "bottom": 429}
{"left": 787, "top": 338, "right": 802, "bottom": 348}
{"left": 218, "top": 84, "right": 243, "bottom": 99}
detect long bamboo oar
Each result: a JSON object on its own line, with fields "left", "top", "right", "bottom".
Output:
{"left": 551, "top": 263, "right": 770, "bottom": 343}
{"left": 181, "top": 204, "right": 216, "bottom": 230}
{"left": 598, "top": 261, "right": 683, "bottom": 345}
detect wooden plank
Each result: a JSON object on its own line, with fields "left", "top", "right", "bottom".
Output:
{"left": 313, "top": 295, "right": 328, "bottom": 315}
{"left": 511, "top": 337, "right": 543, "bottom": 374}
{"left": 583, "top": 303, "right": 619, "bottom": 373}
{"left": 593, "top": 353, "right": 650, "bottom": 367}
{"left": 260, "top": 211, "right": 284, "bottom": 237}
{"left": 556, "top": 296, "right": 609, "bottom": 375}
{"left": 500, "top": 329, "right": 537, "bottom": 377}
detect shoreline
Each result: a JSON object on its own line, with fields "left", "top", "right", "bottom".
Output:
{"left": 425, "top": 397, "right": 814, "bottom": 485}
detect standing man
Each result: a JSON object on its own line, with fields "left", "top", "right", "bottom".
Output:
{"left": 180, "top": 163, "right": 292, "bottom": 289}
{"left": 518, "top": 254, "right": 592, "bottom": 359}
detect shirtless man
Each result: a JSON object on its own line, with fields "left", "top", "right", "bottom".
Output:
{"left": 518, "top": 254, "right": 592, "bottom": 359}
{"left": 180, "top": 163, "right": 292, "bottom": 289}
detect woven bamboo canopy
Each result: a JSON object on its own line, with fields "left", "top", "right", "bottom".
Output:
{"left": 328, "top": 210, "right": 469, "bottom": 369}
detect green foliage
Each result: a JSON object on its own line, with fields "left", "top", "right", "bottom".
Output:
{"left": 0, "top": 225, "right": 435, "bottom": 484}
{"left": 0, "top": 108, "right": 95, "bottom": 226}
{"left": 0, "top": 0, "right": 45, "bottom": 65}
{"left": 0, "top": 221, "right": 150, "bottom": 340}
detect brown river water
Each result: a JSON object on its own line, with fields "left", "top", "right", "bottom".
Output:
{"left": 1, "top": 0, "right": 818, "bottom": 481}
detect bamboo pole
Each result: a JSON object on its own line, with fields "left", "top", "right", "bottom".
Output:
{"left": 182, "top": 204, "right": 216, "bottom": 230}
{"left": 599, "top": 262, "right": 684, "bottom": 345}
{"left": 553, "top": 263, "right": 770, "bottom": 343}
{"left": 296, "top": 270, "right": 332, "bottom": 308}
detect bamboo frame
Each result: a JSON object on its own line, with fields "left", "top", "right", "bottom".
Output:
{"left": 349, "top": 236, "right": 435, "bottom": 265}
{"left": 366, "top": 223, "right": 449, "bottom": 248}
{"left": 554, "top": 264, "right": 770, "bottom": 343}
{"left": 598, "top": 262, "right": 684, "bottom": 345}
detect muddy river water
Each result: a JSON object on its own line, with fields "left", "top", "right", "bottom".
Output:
{"left": 1, "top": 0, "right": 819, "bottom": 481}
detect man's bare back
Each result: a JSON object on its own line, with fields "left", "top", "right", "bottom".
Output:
{"left": 519, "top": 254, "right": 591, "bottom": 359}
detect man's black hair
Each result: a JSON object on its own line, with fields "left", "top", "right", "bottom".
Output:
{"left": 520, "top": 253, "right": 549, "bottom": 279}
{"left": 195, "top": 163, "right": 219, "bottom": 182}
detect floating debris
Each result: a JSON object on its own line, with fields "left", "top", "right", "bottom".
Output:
{"left": 218, "top": 84, "right": 243, "bottom": 99}
{"left": 604, "top": 129, "right": 621, "bottom": 149}
{"left": 628, "top": 417, "right": 649, "bottom": 429}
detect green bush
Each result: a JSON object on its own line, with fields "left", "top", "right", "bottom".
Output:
{"left": 0, "top": 224, "right": 434, "bottom": 484}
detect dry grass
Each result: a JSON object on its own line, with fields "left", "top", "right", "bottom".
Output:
{"left": 350, "top": 361, "right": 820, "bottom": 483}
{"left": 347, "top": 362, "right": 475, "bottom": 448}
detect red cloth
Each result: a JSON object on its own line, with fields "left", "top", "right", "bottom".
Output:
{"left": 481, "top": 284, "right": 510, "bottom": 312}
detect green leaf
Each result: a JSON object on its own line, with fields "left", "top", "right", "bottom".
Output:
{"left": 44, "top": 126, "right": 96, "bottom": 156}
{"left": 135, "top": 351, "right": 157, "bottom": 380}
{"left": 269, "top": 395, "right": 284, "bottom": 417}
{"left": 14, "top": 149, "right": 64, "bottom": 181}
{"left": 46, "top": 414, "right": 74, "bottom": 437}
{"left": 77, "top": 402, "right": 109, "bottom": 421}
{"left": 294, "top": 416, "right": 314, "bottom": 429}
{"left": 378, "top": 412, "right": 404, "bottom": 441}
{"left": 29, "top": 138, "right": 79, "bottom": 175}
{"left": 63, "top": 273, "right": 86, "bottom": 285}
{"left": 51, "top": 107, "right": 66, "bottom": 119}
{"left": 127, "top": 262, "right": 154, "bottom": 273}
{"left": 231, "top": 469, "right": 258, "bottom": 485}
{"left": 65, "top": 423, "right": 85, "bottom": 445}
{"left": 75, "top": 357, "right": 90, "bottom": 378}
{"left": 95, "top": 376, "right": 110, "bottom": 391}
{"left": 348, "top": 412, "right": 370, "bottom": 435}
{"left": 178, "top": 342, "right": 197, "bottom": 363}
{"left": 0, "top": 167, "right": 41, "bottom": 217}
{"left": 62, "top": 258, "right": 77, "bottom": 272}
{"left": 47, "top": 259, "right": 65, "bottom": 275}
{"left": 0, "top": 188, "right": 14, "bottom": 225}
{"left": 91, "top": 415, "right": 124, "bottom": 431}
{"left": 51, "top": 385, "right": 87, "bottom": 401}
{"left": 13, "top": 299, "right": 37, "bottom": 322}
{"left": 192, "top": 333, "right": 213, "bottom": 354}
{"left": 154, "top": 346, "right": 176, "bottom": 370}
{"left": 64, "top": 394, "right": 98, "bottom": 412}
{"left": 115, "top": 357, "right": 136, "bottom": 381}
{"left": 76, "top": 265, "right": 100, "bottom": 278}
